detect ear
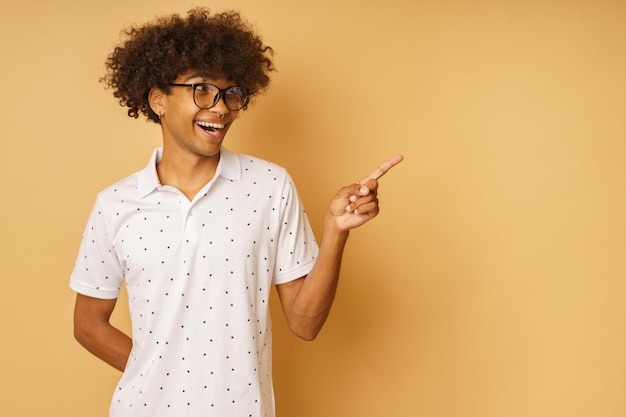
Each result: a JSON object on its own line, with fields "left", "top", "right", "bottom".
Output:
{"left": 148, "top": 87, "right": 167, "bottom": 117}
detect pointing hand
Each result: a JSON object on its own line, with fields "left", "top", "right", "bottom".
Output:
{"left": 328, "top": 154, "right": 404, "bottom": 231}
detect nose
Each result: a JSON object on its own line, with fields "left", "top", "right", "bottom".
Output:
{"left": 210, "top": 94, "right": 230, "bottom": 116}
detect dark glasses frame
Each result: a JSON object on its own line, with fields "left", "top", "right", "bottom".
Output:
{"left": 169, "top": 83, "right": 249, "bottom": 111}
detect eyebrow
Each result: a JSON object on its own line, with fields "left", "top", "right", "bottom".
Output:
{"left": 186, "top": 69, "right": 226, "bottom": 81}
{"left": 181, "top": 71, "right": 238, "bottom": 87}
{"left": 183, "top": 73, "right": 206, "bottom": 82}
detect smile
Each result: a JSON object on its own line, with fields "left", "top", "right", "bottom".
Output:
{"left": 196, "top": 121, "right": 225, "bottom": 133}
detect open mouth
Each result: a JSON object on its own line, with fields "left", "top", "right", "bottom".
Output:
{"left": 196, "top": 121, "right": 225, "bottom": 134}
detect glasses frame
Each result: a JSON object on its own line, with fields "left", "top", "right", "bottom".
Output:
{"left": 169, "top": 83, "right": 249, "bottom": 111}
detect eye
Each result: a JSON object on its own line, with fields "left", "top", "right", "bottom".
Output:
{"left": 226, "top": 87, "right": 248, "bottom": 100}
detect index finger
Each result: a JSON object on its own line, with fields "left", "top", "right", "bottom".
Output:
{"left": 359, "top": 154, "right": 404, "bottom": 184}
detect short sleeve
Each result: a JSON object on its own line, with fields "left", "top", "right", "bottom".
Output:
{"left": 272, "top": 174, "right": 319, "bottom": 285}
{"left": 69, "top": 196, "right": 123, "bottom": 299}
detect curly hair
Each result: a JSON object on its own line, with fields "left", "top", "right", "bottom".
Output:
{"left": 100, "top": 8, "right": 275, "bottom": 123}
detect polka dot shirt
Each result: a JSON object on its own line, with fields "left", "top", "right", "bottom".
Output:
{"left": 70, "top": 148, "right": 319, "bottom": 417}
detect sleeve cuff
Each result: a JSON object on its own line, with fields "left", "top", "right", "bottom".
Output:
{"left": 69, "top": 278, "right": 120, "bottom": 299}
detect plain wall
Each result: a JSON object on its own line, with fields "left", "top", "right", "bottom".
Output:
{"left": 1, "top": 0, "right": 625, "bottom": 416}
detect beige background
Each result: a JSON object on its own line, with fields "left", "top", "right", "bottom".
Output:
{"left": 1, "top": 0, "right": 625, "bottom": 416}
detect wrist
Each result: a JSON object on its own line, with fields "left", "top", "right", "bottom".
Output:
{"left": 323, "top": 213, "right": 350, "bottom": 241}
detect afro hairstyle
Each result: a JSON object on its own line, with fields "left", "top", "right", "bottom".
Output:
{"left": 100, "top": 8, "right": 275, "bottom": 123}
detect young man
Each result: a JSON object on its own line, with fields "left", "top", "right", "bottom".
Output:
{"left": 70, "top": 8, "right": 402, "bottom": 417}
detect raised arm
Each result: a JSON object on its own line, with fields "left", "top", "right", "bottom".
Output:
{"left": 276, "top": 155, "right": 403, "bottom": 340}
{"left": 73, "top": 294, "right": 132, "bottom": 371}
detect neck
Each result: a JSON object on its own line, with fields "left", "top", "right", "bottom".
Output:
{"left": 157, "top": 147, "right": 220, "bottom": 201}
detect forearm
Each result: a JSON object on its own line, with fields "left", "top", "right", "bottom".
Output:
{"left": 285, "top": 217, "right": 350, "bottom": 339}
{"left": 74, "top": 321, "right": 132, "bottom": 371}
{"left": 73, "top": 294, "right": 132, "bottom": 372}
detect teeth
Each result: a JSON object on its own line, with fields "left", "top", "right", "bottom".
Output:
{"left": 196, "top": 121, "right": 225, "bottom": 129}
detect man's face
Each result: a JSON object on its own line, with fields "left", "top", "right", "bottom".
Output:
{"left": 158, "top": 71, "right": 244, "bottom": 159}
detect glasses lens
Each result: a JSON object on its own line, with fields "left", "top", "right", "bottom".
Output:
{"left": 193, "top": 84, "right": 249, "bottom": 111}
{"left": 224, "top": 87, "right": 248, "bottom": 111}
{"left": 193, "top": 84, "right": 220, "bottom": 109}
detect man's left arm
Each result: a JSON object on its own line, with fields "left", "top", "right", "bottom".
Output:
{"left": 276, "top": 155, "right": 403, "bottom": 340}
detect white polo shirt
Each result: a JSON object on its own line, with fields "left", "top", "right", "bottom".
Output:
{"left": 70, "top": 147, "right": 319, "bottom": 417}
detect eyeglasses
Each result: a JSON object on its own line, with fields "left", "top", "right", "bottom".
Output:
{"left": 169, "top": 83, "right": 249, "bottom": 111}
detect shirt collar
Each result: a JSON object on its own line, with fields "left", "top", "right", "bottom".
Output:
{"left": 137, "top": 147, "right": 241, "bottom": 198}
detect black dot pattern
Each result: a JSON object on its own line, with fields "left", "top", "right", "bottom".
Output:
{"left": 70, "top": 148, "right": 319, "bottom": 416}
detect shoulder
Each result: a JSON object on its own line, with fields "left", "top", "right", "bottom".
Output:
{"left": 95, "top": 148, "right": 160, "bottom": 203}
{"left": 98, "top": 171, "right": 143, "bottom": 201}
{"left": 223, "top": 148, "right": 289, "bottom": 181}
{"left": 90, "top": 170, "right": 146, "bottom": 220}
